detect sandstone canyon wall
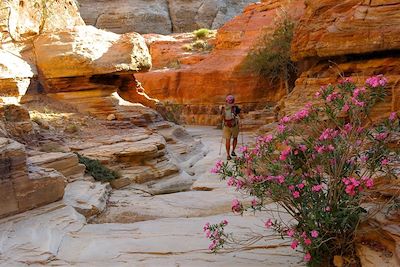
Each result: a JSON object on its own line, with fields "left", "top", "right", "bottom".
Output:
{"left": 135, "top": 0, "right": 305, "bottom": 125}
{"left": 0, "top": 0, "right": 155, "bottom": 218}
{"left": 282, "top": 0, "right": 400, "bottom": 122}
{"left": 77, "top": 0, "right": 259, "bottom": 34}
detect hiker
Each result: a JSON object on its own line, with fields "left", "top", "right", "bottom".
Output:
{"left": 221, "top": 95, "right": 241, "bottom": 160}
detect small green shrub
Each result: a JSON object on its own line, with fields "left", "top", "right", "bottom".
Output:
{"left": 64, "top": 123, "right": 79, "bottom": 133}
{"left": 75, "top": 153, "right": 119, "bottom": 182}
{"left": 181, "top": 43, "right": 193, "bottom": 51}
{"left": 192, "top": 40, "right": 211, "bottom": 51}
{"left": 193, "top": 28, "right": 210, "bottom": 39}
{"left": 243, "top": 15, "right": 297, "bottom": 94}
{"left": 167, "top": 60, "right": 181, "bottom": 69}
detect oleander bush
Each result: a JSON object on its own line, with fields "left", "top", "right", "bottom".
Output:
{"left": 206, "top": 75, "right": 399, "bottom": 266}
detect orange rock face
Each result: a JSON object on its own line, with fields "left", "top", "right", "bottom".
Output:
{"left": 135, "top": 0, "right": 305, "bottom": 125}
{"left": 291, "top": 0, "right": 400, "bottom": 61}
{"left": 283, "top": 0, "right": 400, "bottom": 121}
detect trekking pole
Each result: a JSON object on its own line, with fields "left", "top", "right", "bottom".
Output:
{"left": 240, "top": 118, "right": 244, "bottom": 146}
{"left": 219, "top": 136, "right": 223, "bottom": 156}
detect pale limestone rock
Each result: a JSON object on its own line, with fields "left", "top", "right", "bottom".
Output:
{"left": 34, "top": 25, "right": 152, "bottom": 80}
{"left": 63, "top": 181, "right": 111, "bottom": 218}
{"left": 0, "top": 0, "right": 84, "bottom": 40}
{"left": 78, "top": 0, "right": 259, "bottom": 34}
{"left": 93, "top": 186, "right": 245, "bottom": 223}
{"left": 57, "top": 212, "right": 303, "bottom": 266}
{"left": 78, "top": 0, "right": 172, "bottom": 34}
{"left": 145, "top": 171, "right": 196, "bottom": 195}
{"left": 0, "top": 203, "right": 85, "bottom": 266}
{"left": 28, "top": 152, "right": 85, "bottom": 181}
{"left": 0, "top": 50, "right": 35, "bottom": 97}
{"left": 106, "top": 114, "right": 116, "bottom": 121}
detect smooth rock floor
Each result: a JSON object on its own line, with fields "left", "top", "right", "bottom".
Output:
{"left": 0, "top": 126, "right": 303, "bottom": 267}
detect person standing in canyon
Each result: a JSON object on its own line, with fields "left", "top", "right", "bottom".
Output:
{"left": 221, "top": 95, "right": 241, "bottom": 160}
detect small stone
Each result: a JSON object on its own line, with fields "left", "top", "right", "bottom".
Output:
{"left": 107, "top": 114, "right": 116, "bottom": 121}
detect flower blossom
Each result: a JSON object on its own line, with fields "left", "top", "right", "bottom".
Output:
{"left": 211, "top": 160, "right": 223, "bottom": 174}
{"left": 264, "top": 219, "right": 273, "bottom": 228}
{"left": 311, "top": 230, "right": 319, "bottom": 238}
{"left": 291, "top": 240, "right": 299, "bottom": 249}
{"left": 231, "top": 199, "right": 242, "bottom": 213}
{"left": 366, "top": 74, "right": 387, "bottom": 88}
{"left": 304, "top": 252, "right": 312, "bottom": 262}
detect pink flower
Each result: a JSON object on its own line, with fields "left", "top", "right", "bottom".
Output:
{"left": 362, "top": 177, "right": 374, "bottom": 189}
{"left": 375, "top": 132, "right": 388, "bottom": 141}
{"left": 381, "top": 158, "right": 389, "bottom": 165}
{"left": 366, "top": 74, "right": 387, "bottom": 88}
{"left": 304, "top": 238, "right": 312, "bottom": 245}
{"left": 276, "top": 175, "right": 285, "bottom": 184}
{"left": 203, "top": 223, "right": 210, "bottom": 231}
{"left": 209, "top": 240, "right": 218, "bottom": 250}
{"left": 342, "top": 103, "right": 350, "bottom": 112}
{"left": 221, "top": 219, "right": 228, "bottom": 226}
{"left": 312, "top": 184, "right": 322, "bottom": 192}
{"left": 279, "top": 147, "right": 291, "bottom": 161}
{"left": 311, "top": 230, "right": 319, "bottom": 238}
{"left": 205, "top": 229, "right": 211, "bottom": 238}
{"left": 297, "top": 183, "right": 305, "bottom": 190}
{"left": 291, "top": 240, "right": 299, "bottom": 249}
{"left": 265, "top": 219, "right": 273, "bottom": 228}
{"left": 280, "top": 116, "right": 291, "bottom": 124}
{"left": 288, "top": 185, "right": 295, "bottom": 191}
{"left": 251, "top": 198, "right": 258, "bottom": 207}
{"left": 325, "top": 206, "right": 331, "bottom": 212}
{"left": 231, "top": 199, "right": 242, "bottom": 213}
{"left": 298, "top": 144, "right": 307, "bottom": 152}
{"left": 389, "top": 112, "right": 397, "bottom": 121}
{"left": 292, "top": 191, "right": 300, "bottom": 198}
{"left": 235, "top": 179, "right": 244, "bottom": 190}
{"left": 287, "top": 229, "right": 295, "bottom": 237}
{"left": 227, "top": 177, "right": 236, "bottom": 187}
{"left": 211, "top": 160, "right": 223, "bottom": 173}
{"left": 304, "top": 252, "right": 312, "bottom": 262}
{"left": 277, "top": 124, "right": 286, "bottom": 133}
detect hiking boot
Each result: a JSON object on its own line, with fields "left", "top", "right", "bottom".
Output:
{"left": 231, "top": 151, "right": 236, "bottom": 157}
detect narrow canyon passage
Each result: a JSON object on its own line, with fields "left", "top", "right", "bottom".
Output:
{"left": 0, "top": 126, "right": 303, "bottom": 267}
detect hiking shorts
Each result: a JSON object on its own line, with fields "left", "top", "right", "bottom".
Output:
{"left": 223, "top": 124, "right": 239, "bottom": 139}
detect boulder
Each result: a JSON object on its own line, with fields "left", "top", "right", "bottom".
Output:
{"left": 34, "top": 26, "right": 151, "bottom": 81}
{"left": 63, "top": 180, "right": 111, "bottom": 218}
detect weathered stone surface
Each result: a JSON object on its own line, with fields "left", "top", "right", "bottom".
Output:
{"left": 0, "top": 138, "right": 66, "bottom": 218}
{"left": 0, "top": 203, "right": 85, "bottom": 266}
{"left": 357, "top": 206, "right": 400, "bottom": 267}
{"left": 63, "top": 181, "right": 111, "bottom": 218}
{"left": 279, "top": 58, "right": 400, "bottom": 121}
{"left": 34, "top": 26, "right": 151, "bottom": 81}
{"left": 135, "top": 0, "right": 305, "bottom": 125}
{"left": 0, "top": 50, "right": 35, "bottom": 97}
{"left": 291, "top": 0, "right": 400, "bottom": 61}
{"left": 78, "top": 0, "right": 259, "bottom": 34}
{"left": 0, "top": 104, "right": 35, "bottom": 143}
{"left": 28, "top": 152, "right": 85, "bottom": 181}
{"left": 142, "top": 32, "right": 214, "bottom": 69}
{"left": 78, "top": 0, "right": 172, "bottom": 34}
{"left": 0, "top": 0, "right": 84, "bottom": 41}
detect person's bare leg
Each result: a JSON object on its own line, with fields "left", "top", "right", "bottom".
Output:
{"left": 232, "top": 137, "right": 238, "bottom": 155}
{"left": 225, "top": 138, "right": 231, "bottom": 159}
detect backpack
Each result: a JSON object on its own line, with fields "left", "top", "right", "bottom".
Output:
{"left": 223, "top": 105, "right": 239, "bottom": 128}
